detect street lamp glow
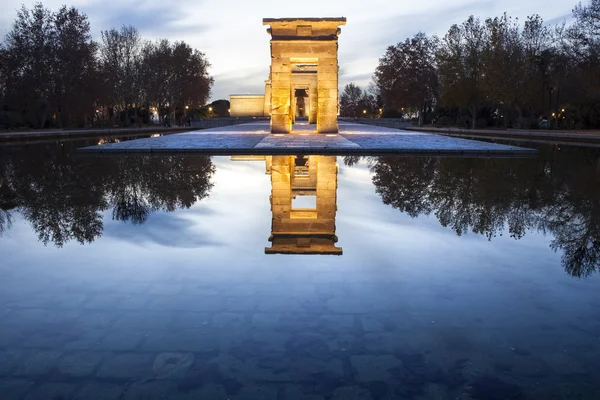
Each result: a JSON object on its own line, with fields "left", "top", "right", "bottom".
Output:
{"left": 185, "top": 105, "right": 189, "bottom": 110}
{"left": 561, "top": 108, "right": 565, "bottom": 112}
{"left": 208, "top": 107, "right": 213, "bottom": 112}
{"left": 363, "top": 110, "right": 367, "bottom": 114}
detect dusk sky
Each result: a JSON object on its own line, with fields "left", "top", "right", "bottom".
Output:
{"left": 0, "top": 0, "right": 575, "bottom": 101}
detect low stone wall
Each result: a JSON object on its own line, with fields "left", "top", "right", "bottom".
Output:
{"left": 229, "top": 95, "right": 266, "bottom": 117}
{"left": 191, "top": 117, "right": 268, "bottom": 129}
{"left": 339, "top": 118, "right": 413, "bottom": 130}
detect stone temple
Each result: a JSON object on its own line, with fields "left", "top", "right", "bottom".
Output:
{"left": 230, "top": 18, "right": 346, "bottom": 134}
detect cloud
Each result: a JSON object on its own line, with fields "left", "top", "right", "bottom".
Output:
{"left": 211, "top": 67, "right": 269, "bottom": 99}
{"left": 102, "top": 208, "right": 224, "bottom": 249}
{"left": 545, "top": 13, "right": 573, "bottom": 26}
{"left": 0, "top": 0, "right": 577, "bottom": 100}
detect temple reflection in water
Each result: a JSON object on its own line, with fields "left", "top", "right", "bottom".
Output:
{"left": 232, "top": 155, "right": 341, "bottom": 255}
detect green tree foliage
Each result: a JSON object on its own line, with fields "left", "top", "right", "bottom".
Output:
{"left": 436, "top": 16, "right": 486, "bottom": 129}
{"left": 340, "top": 83, "right": 378, "bottom": 117}
{"left": 0, "top": 3, "right": 213, "bottom": 129}
{"left": 137, "top": 38, "right": 213, "bottom": 124}
{"left": 374, "top": 1, "right": 600, "bottom": 129}
{"left": 0, "top": 3, "right": 98, "bottom": 128}
{"left": 340, "top": 83, "right": 362, "bottom": 117}
{"left": 374, "top": 32, "right": 438, "bottom": 126}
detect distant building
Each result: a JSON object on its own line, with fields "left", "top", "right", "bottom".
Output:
{"left": 229, "top": 94, "right": 268, "bottom": 117}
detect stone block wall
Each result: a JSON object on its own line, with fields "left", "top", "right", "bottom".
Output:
{"left": 230, "top": 95, "right": 266, "bottom": 117}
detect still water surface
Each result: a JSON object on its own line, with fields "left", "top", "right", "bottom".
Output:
{"left": 0, "top": 139, "right": 599, "bottom": 399}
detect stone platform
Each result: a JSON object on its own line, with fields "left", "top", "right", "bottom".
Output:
{"left": 79, "top": 122, "right": 536, "bottom": 156}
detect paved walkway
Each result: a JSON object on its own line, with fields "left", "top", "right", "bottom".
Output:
{"left": 0, "top": 126, "right": 194, "bottom": 142}
{"left": 79, "top": 121, "right": 536, "bottom": 156}
{"left": 407, "top": 125, "right": 600, "bottom": 138}
{"left": 257, "top": 127, "right": 360, "bottom": 150}
{"left": 401, "top": 125, "right": 600, "bottom": 146}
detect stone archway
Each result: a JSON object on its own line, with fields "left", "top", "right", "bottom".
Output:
{"left": 263, "top": 18, "right": 346, "bottom": 134}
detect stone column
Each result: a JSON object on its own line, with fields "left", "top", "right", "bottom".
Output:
{"left": 270, "top": 58, "right": 292, "bottom": 133}
{"left": 264, "top": 78, "right": 272, "bottom": 117}
{"left": 309, "top": 78, "right": 318, "bottom": 124}
{"left": 270, "top": 156, "right": 292, "bottom": 225}
{"left": 316, "top": 156, "right": 338, "bottom": 222}
{"left": 317, "top": 58, "right": 339, "bottom": 133}
{"left": 291, "top": 88, "right": 297, "bottom": 125}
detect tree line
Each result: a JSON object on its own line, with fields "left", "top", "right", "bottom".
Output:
{"left": 341, "top": 0, "right": 600, "bottom": 129}
{"left": 0, "top": 3, "right": 214, "bottom": 129}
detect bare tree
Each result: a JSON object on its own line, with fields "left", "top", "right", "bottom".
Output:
{"left": 99, "top": 25, "right": 142, "bottom": 124}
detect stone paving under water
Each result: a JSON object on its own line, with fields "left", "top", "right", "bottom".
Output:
{"left": 80, "top": 122, "right": 535, "bottom": 156}
{"left": 1, "top": 151, "right": 600, "bottom": 400}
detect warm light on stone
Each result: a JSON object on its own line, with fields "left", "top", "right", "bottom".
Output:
{"left": 263, "top": 18, "right": 346, "bottom": 134}
{"left": 230, "top": 18, "right": 346, "bottom": 134}
{"left": 265, "top": 155, "right": 342, "bottom": 254}
{"left": 230, "top": 95, "right": 266, "bottom": 117}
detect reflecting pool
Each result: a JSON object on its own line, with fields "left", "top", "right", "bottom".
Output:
{"left": 0, "top": 139, "right": 599, "bottom": 399}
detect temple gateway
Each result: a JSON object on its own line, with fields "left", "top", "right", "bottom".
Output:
{"left": 229, "top": 18, "right": 346, "bottom": 134}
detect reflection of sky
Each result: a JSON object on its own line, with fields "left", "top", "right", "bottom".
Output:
{"left": 1, "top": 156, "right": 599, "bottom": 346}
{"left": 2, "top": 156, "right": 600, "bottom": 399}
{"left": 0, "top": 155, "right": 581, "bottom": 280}
{"left": 0, "top": 0, "right": 574, "bottom": 100}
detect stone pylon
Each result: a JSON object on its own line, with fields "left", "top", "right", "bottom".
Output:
{"left": 263, "top": 18, "right": 346, "bottom": 134}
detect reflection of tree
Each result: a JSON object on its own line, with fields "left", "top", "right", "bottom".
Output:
{"left": 0, "top": 140, "right": 215, "bottom": 246}
{"left": 0, "top": 159, "right": 16, "bottom": 235}
{"left": 370, "top": 148, "right": 600, "bottom": 278}
{"left": 543, "top": 152, "right": 600, "bottom": 278}
{"left": 0, "top": 189, "right": 14, "bottom": 236}
{"left": 100, "top": 155, "right": 214, "bottom": 225}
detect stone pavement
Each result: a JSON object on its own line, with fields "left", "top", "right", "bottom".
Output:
{"left": 347, "top": 119, "right": 600, "bottom": 146}
{"left": 256, "top": 132, "right": 360, "bottom": 150}
{"left": 79, "top": 121, "right": 536, "bottom": 156}
{"left": 0, "top": 118, "right": 263, "bottom": 143}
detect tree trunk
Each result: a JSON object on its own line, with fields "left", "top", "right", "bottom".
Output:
{"left": 39, "top": 112, "right": 46, "bottom": 129}
{"left": 470, "top": 105, "right": 477, "bottom": 129}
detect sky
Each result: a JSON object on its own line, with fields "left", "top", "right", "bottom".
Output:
{"left": 0, "top": 0, "right": 576, "bottom": 101}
